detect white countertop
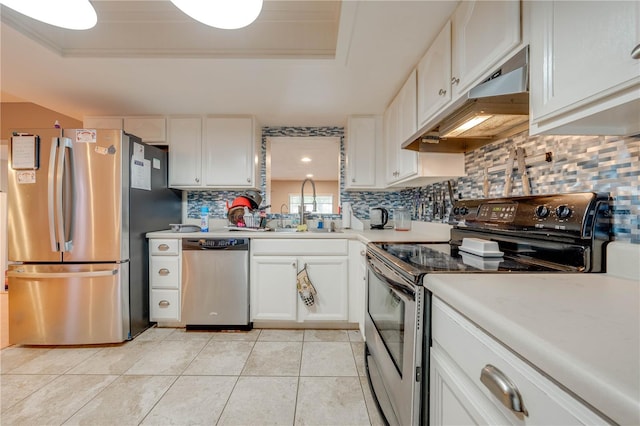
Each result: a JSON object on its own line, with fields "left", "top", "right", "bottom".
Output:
{"left": 424, "top": 250, "right": 640, "bottom": 424}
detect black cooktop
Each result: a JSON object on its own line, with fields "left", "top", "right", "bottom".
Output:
{"left": 375, "top": 243, "right": 561, "bottom": 273}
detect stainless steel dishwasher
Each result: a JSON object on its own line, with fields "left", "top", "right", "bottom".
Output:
{"left": 181, "top": 238, "right": 251, "bottom": 330}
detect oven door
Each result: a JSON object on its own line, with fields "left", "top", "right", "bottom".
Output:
{"left": 365, "top": 253, "right": 424, "bottom": 426}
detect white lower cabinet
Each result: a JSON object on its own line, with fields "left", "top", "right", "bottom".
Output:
{"left": 430, "top": 297, "right": 608, "bottom": 425}
{"left": 251, "top": 239, "right": 349, "bottom": 323}
{"left": 149, "top": 238, "right": 181, "bottom": 322}
{"left": 347, "top": 240, "right": 367, "bottom": 335}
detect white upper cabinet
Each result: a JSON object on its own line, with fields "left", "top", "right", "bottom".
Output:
{"left": 417, "top": 20, "right": 452, "bottom": 128}
{"left": 398, "top": 69, "right": 418, "bottom": 143}
{"left": 529, "top": 1, "right": 640, "bottom": 136}
{"left": 83, "top": 116, "right": 166, "bottom": 143}
{"left": 203, "top": 116, "right": 258, "bottom": 188}
{"left": 385, "top": 69, "right": 465, "bottom": 188}
{"left": 83, "top": 116, "right": 123, "bottom": 130}
{"left": 346, "top": 116, "right": 385, "bottom": 190}
{"left": 167, "top": 116, "right": 202, "bottom": 187}
{"left": 167, "top": 115, "right": 259, "bottom": 189}
{"left": 123, "top": 117, "right": 166, "bottom": 143}
{"left": 450, "top": 0, "right": 522, "bottom": 99}
{"left": 385, "top": 70, "right": 420, "bottom": 185}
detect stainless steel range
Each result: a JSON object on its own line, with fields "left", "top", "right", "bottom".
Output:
{"left": 364, "top": 192, "right": 612, "bottom": 426}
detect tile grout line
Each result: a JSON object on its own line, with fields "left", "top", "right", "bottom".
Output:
{"left": 137, "top": 329, "right": 216, "bottom": 426}
{"left": 215, "top": 328, "right": 261, "bottom": 425}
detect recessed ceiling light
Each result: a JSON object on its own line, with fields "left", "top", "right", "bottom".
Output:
{"left": 0, "top": 0, "right": 97, "bottom": 30}
{"left": 306, "top": 174, "right": 314, "bottom": 178}
{"left": 301, "top": 157, "right": 312, "bottom": 163}
{"left": 170, "top": 0, "right": 263, "bottom": 30}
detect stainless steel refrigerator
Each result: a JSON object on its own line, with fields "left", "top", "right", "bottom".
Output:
{"left": 7, "top": 128, "right": 181, "bottom": 345}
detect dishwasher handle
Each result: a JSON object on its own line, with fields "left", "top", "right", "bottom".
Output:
{"left": 182, "top": 238, "right": 249, "bottom": 251}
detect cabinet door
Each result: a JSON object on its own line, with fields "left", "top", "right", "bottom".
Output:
{"left": 451, "top": 0, "right": 521, "bottom": 98}
{"left": 530, "top": 1, "right": 640, "bottom": 124}
{"left": 430, "top": 347, "right": 508, "bottom": 425}
{"left": 348, "top": 240, "right": 366, "bottom": 334}
{"left": 396, "top": 71, "right": 419, "bottom": 182}
{"left": 203, "top": 117, "right": 255, "bottom": 187}
{"left": 83, "top": 117, "right": 123, "bottom": 129}
{"left": 298, "top": 256, "right": 348, "bottom": 322}
{"left": 167, "top": 117, "right": 202, "bottom": 187}
{"left": 398, "top": 69, "right": 418, "bottom": 143}
{"left": 346, "top": 116, "right": 377, "bottom": 188}
{"left": 123, "top": 117, "right": 166, "bottom": 143}
{"left": 384, "top": 97, "right": 400, "bottom": 184}
{"left": 417, "top": 20, "right": 452, "bottom": 128}
{"left": 251, "top": 256, "right": 298, "bottom": 321}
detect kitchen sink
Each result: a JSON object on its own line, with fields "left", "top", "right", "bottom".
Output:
{"left": 309, "top": 228, "right": 342, "bottom": 233}
{"left": 272, "top": 228, "right": 342, "bottom": 234}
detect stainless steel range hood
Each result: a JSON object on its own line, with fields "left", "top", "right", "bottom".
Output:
{"left": 403, "top": 47, "right": 529, "bottom": 153}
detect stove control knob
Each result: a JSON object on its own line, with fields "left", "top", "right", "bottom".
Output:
{"left": 453, "top": 207, "right": 460, "bottom": 215}
{"left": 459, "top": 206, "right": 469, "bottom": 216}
{"left": 555, "top": 205, "right": 572, "bottom": 219}
{"left": 535, "top": 205, "right": 550, "bottom": 218}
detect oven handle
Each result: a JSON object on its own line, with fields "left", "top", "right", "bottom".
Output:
{"left": 368, "top": 260, "right": 415, "bottom": 301}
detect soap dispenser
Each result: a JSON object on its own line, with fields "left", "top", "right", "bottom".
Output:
{"left": 200, "top": 206, "right": 209, "bottom": 232}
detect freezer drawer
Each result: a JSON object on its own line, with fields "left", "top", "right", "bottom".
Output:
{"left": 8, "top": 263, "right": 128, "bottom": 345}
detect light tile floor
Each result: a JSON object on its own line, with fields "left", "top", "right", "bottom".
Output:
{"left": 0, "top": 327, "right": 384, "bottom": 426}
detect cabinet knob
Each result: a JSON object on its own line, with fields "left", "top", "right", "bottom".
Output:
{"left": 247, "top": 178, "right": 251, "bottom": 183}
{"left": 195, "top": 178, "right": 200, "bottom": 183}
{"left": 451, "top": 77, "right": 460, "bottom": 86}
{"left": 158, "top": 244, "right": 170, "bottom": 251}
{"left": 292, "top": 262, "right": 297, "bottom": 269}
{"left": 360, "top": 250, "right": 366, "bottom": 256}
{"left": 158, "top": 300, "right": 170, "bottom": 308}
{"left": 632, "top": 43, "right": 640, "bottom": 60}
{"left": 352, "top": 178, "right": 356, "bottom": 183}
{"left": 480, "top": 365, "right": 528, "bottom": 417}
{"left": 438, "top": 88, "right": 447, "bottom": 96}
{"left": 158, "top": 268, "right": 170, "bottom": 276}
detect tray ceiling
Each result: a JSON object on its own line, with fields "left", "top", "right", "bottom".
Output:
{"left": 0, "top": 1, "right": 458, "bottom": 126}
{"left": 0, "top": 0, "right": 342, "bottom": 59}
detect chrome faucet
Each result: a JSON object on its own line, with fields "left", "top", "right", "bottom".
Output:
{"left": 300, "top": 178, "right": 317, "bottom": 226}
{"left": 280, "top": 203, "right": 289, "bottom": 228}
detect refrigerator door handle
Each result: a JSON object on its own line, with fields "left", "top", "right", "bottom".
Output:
{"left": 55, "top": 137, "right": 74, "bottom": 252}
{"left": 48, "top": 138, "right": 60, "bottom": 252}
{"left": 61, "top": 137, "right": 74, "bottom": 252}
{"left": 8, "top": 269, "right": 119, "bottom": 279}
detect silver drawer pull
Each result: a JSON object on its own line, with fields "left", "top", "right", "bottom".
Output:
{"left": 158, "top": 268, "right": 170, "bottom": 276}
{"left": 480, "top": 365, "right": 528, "bottom": 417}
{"left": 158, "top": 244, "right": 170, "bottom": 251}
{"left": 158, "top": 300, "right": 170, "bottom": 308}
{"left": 632, "top": 43, "right": 640, "bottom": 60}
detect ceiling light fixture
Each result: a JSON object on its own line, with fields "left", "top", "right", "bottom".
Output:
{"left": 0, "top": 0, "right": 97, "bottom": 30}
{"left": 301, "top": 157, "right": 312, "bottom": 163}
{"left": 170, "top": 0, "right": 263, "bottom": 30}
{"left": 306, "top": 174, "right": 314, "bottom": 178}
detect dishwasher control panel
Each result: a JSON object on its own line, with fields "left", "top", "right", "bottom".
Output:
{"left": 182, "top": 238, "right": 249, "bottom": 250}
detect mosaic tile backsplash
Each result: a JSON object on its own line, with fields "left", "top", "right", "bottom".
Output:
{"left": 187, "top": 128, "right": 639, "bottom": 243}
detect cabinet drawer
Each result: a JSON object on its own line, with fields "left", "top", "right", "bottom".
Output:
{"left": 251, "top": 239, "right": 348, "bottom": 256}
{"left": 150, "top": 289, "right": 180, "bottom": 321}
{"left": 150, "top": 257, "right": 180, "bottom": 288}
{"left": 432, "top": 297, "right": 607, "bottom": 424}
{"left": 150, "top": 239, "right": 180, "bottom": 256}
